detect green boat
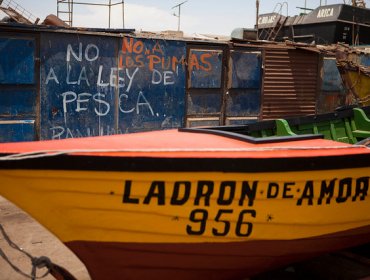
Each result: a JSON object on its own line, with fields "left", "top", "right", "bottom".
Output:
{"left": 187, "top": 106, "right": 370, "bottom": 145}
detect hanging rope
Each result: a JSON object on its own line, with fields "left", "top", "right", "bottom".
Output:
{"left": 0, "top": 224, "right": 77, "bottom": 280}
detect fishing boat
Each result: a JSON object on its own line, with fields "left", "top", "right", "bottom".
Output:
{"left": 0, "top": 106, "right": 369, "bottom": 280}
{"left": 214, "top": 105, "right": 370, "bottom": 144}
{"left": 336, "top": 50, "right": 370, "bottom": 106}
{"left": 256, "top": 1, "right": 370, "bottom": 45}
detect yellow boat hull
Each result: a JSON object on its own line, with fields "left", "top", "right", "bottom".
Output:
{"left": 1, "top": 168, "right": 369, "bottom": 243}
{"left": 1, "top": 167, "right": 369, "bottom": 279}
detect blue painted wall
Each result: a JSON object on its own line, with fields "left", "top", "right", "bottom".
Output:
{"left": 227, "top": 51, "right": 261, "bottom": 118}
{"left": 0, "top": 27, "right": 357, "bottom": 142}
{"left": 40, "top": 33, "right": 118, "bottom": 140}
{"left": 0, "top": 37, "right": 37, "bottom": 142}
{"left": 189, "top": 49, "right": 222, "bottom": 88}
{"left": 0, "top": 38, "right": 35, "bottom": 84}
{"left": 186, "top": 48, "right": 224, "bottom": 118}
{"left": 118, "top": 37, "right": 186, "bottom": 133}
{"left": 231, "top": 51, "right": 261, "bottom": 89}
{"left": 39, "top": 34, "right": 186, "bottom": 139}
{"left": 0, "top": 121, "right": 35, "bottom": 142}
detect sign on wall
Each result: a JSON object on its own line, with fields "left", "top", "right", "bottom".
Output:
{"left": 40, "top": 33, "right": 186, "bottom": 139}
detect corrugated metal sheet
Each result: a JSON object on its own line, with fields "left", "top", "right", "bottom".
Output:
{"left": 262, "top": 48, "right": 319, "bottom": 119}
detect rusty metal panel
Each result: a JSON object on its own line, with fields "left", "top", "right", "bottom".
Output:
{"left": 186, "top": 117, "right": 220, "bottom": 128}
{"left": 322, "top": 58, "right": 344, "bottom": 92}
{"left": 317, "top": 57, "right": 346, "bottom": 114}
{"left": 225, "top": 117, "right": 258, "bottom": 125}
{"left": 262, "top": 48, "right": 319, "bottom": 119}
{"left": 317, "top": 93, "right": 346, "bottom": 114}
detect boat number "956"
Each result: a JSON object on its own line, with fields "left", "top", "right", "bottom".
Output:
{"left": 186, "top": 209, "right": 256, "bottom": 237}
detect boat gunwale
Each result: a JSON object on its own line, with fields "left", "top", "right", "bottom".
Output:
{"left": 0, "top": 153, "right": 368, "bottom": 173}
{"left": 178, "top": 128, "right": 324, "bottom": 144}
{"left": 196, "top": 105, "right": 370, "bottom": 135}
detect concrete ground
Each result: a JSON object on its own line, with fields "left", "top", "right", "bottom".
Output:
{"left": 0, "top": 196, "right": 91, "bottom": 280}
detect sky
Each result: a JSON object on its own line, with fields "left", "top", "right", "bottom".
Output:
{"left": 2, "top": 0, "right": 370, "bottom": 36}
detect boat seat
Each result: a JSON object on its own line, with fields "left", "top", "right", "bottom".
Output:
{"left": 275, "top": 119, "right": 297, "bottom": 136}
{"left": 352, "top": 108, "right": 370, "bottom": 140}
{"left": 352, "top": 130, "right": 370, "bottom": 138}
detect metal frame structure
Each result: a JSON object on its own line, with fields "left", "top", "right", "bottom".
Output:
{"left": 0, "top": 0, "right": 40, "bottom": 24}
{"left": 57, "top": 0, "right": 124, "bottom": 28}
